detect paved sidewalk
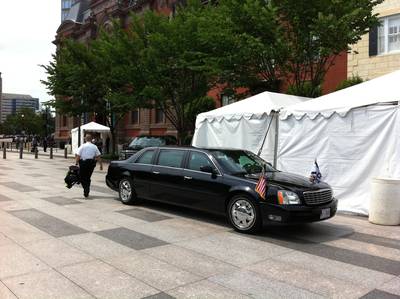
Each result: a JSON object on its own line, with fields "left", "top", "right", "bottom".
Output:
{"left": 0, "top": 152, "right": 399, "bottom": 299}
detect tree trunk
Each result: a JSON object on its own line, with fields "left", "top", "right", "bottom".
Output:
{"left": 110, "top": 127, "right": 117, "bottom": 156}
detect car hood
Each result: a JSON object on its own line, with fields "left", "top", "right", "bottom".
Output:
{"left": 244, "top": 171, "right": 330, "bottom": 190}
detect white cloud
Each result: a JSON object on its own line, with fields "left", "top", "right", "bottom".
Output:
{"left": 0, "top": 0, "right": 61, "bottom": 104}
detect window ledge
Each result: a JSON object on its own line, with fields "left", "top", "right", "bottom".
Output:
{"left": 376, "top": 50, "right": 400, "bottom": 57}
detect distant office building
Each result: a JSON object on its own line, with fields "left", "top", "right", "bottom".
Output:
{"left": 61, "top": 0, "right": 80, "bottom": 21}
{"left": 0, "top": 93, "right": 39, "bottom": 123}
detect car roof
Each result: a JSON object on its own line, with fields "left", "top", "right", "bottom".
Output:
{"left": 143, "top": 146, "right": 249, "bottom": 152}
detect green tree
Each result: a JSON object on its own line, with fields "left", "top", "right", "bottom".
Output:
{"left": 91, "top": 23, "right": 153, "bottom": 153}
{"left": 41, "top": 40, "right": 108, "bottom": 117}
{"left": 335, "top": 75, "right": 364, "bottom": 91}
{"left": 103, "top": 2, "right": 217, "bottom": 144}
{"left": 273, "top": 0, "right": 382, "bottom": 97}
{"left": 0, "top": 108, "right": 44, "bottom": 136}
{"left": 38, "top": 104, "right": 55, "bottom": 138}
{"left": 41, "top": 39, "right": 130, "bottom": 154}
{"left": 207, "top": 0, "right": 382, "bottom": 97}
{"left": 205, "top": 0, "right": 287, "bottom": 95}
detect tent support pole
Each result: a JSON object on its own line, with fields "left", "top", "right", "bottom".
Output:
{"left": 257, "top": 113, "right": 274, "bottom": 157}
{"left": 273, "top": 111, "right": 279, "bottom": 168}
{"left": 78, "top": 113, "right": 81, "bottom": 147}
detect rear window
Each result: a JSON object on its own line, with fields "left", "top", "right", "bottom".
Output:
{"left": 157, "top": 150, "right": 185, "bottom": 168}
{"left": 129, "top": 136, "right": 177, "bottom": 149}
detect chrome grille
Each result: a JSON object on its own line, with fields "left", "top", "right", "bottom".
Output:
{"left": 303, "top": 189, "right": 332, "bottom": 206}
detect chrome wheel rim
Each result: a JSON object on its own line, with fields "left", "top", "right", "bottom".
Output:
{"left": 231, "top": 199, "right": 255, "bottom": 230}
{"left": 120, "top": 180, "right": 132, "bottom": 202}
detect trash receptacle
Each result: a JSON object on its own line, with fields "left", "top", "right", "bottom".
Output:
{"left": 369, "top": 177, "right": 400, "bottom": 225}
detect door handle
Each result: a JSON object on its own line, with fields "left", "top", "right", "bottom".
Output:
{"left": 153, "top": 171, "right": 160, "bottom": 174}
{"left": 184, "top": 176, "right": 192, "bottom": 180}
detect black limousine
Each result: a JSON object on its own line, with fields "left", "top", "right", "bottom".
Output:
{"left": 106, "top": 147, "right": 337, "bottom": 233}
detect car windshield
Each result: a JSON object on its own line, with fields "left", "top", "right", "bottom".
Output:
{"left": 128, "top": 137, "right": 166, "bottom": 149}
{"left": 210, "top": 150, "right": 276, "bottom": 175}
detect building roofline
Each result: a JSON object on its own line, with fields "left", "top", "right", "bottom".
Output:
{"left": 1, "top": 93, "right": 36, "bottom": 100}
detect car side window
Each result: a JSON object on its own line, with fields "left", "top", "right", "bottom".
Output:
{"left": 188, "top": 152, "right": 213, "bottom": 171}
{"left": 157, "top": 150, "right": 185, "bottom": 168}
{"left": 136, "top": 150, "right": 154, "bottom": 165}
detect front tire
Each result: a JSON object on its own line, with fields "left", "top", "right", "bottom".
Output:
{"left": 118, "top": 177, "right": 137, "bottom": 205}
{"left": 227, "top": 194, "right": 262, "bottom": 233}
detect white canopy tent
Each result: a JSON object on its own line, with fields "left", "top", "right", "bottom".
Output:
{"left": 192, "top": 91, "right": 309, "bottom": 164}
{"left": 71, "top": 121, "right": 110, "bottom": 154}
{"left": 278, "top": 70, "right": 400, "bottom": 215}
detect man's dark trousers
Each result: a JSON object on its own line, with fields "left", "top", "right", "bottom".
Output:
{"left": 79, "top": 159, "right": 96, "bottom": 197}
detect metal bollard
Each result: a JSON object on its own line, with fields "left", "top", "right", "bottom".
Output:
{"left": 64, "top": 147, "right": 67, "bottom": 159}
{"left": 3, "top": 146, "right": 6, "bottom": 159}
{"left": 50, "top": 147, "right": 53, "bottom": 159}
{"left": 19, "top": 144, "right": 23, "bottom": 159}
{"left": 35, "top": 148, "right": 38, "bottom": 159}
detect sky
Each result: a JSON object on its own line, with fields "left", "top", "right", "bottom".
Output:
{"left": 0, "top": 0, "right": 61, "bottom": 104}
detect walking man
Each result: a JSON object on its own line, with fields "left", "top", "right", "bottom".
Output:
{"left": 75, "top": 134, "right": 101, "bottom": 198}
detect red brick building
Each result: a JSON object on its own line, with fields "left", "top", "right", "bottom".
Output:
{"left": 54, "top": 0, "right": 347, "bottom": 147}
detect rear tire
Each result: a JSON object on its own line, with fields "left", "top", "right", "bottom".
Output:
{"left": 118, "top": 177, "right": 137, "bottom": 205}
{"left": 227, "top": 194, "right": 262, "bottom": 233}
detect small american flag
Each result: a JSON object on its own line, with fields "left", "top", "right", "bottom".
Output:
{"left": 255, "top": 166, "right": 267, "bottom": 199}
{"left": 310, "top": 159, "right": 322, "bottom": 183}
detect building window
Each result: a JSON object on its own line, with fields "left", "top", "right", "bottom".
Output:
{"left": 62, "top": 0, "right": 71, "bottom": 9}
{"left": 131, "top": 109, "right": 139, "bottom": 124}
{"left": 62, "top": 116, "right": 67, "bottom": 127}
{"left": 155, "top": 108, "right": 164, "bottom": 123}
{"left": 378, "top": 14, "right": 400, "bottom": 55}
{"left": 221, "top": 94, "right": 235, "bottom": 106}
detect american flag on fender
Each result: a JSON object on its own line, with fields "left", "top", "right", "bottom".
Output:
{"left": 255, "top": 166, "right": 267, "bottom": 199}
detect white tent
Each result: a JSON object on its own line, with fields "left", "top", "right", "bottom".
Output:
{"left": 192, "top": 91, "right": 309, "bottom": 165}
{"left": 71, "top": 121, "right": 110, "bottom": 154}
{"left": 278, "top": 70, "right": 400, "bottom": 215}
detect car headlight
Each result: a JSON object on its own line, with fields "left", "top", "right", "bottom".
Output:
{"left": 277, "top": 190, "right": 300, "bottom": 205}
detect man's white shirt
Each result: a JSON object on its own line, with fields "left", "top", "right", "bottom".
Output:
{"left": 77, "top": 142, "right": 101, "bottom": 160}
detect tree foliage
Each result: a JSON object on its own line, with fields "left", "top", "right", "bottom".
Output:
{"left": 335, "top": 75, "right": 364, "bottom": 91}
{"left": 123, "top": 3, "right": 217, "bottom": 142}
{"left": 272, "top": 0, "right": 383, "bottom": 97}
{"left": 208, "top": 0, "right": 383, "bottom": 97}
{"left": 41, "top": 0, "right": 383, "bottom": 148}
{"left": 205, "top": 0, "right": 287, "bottom": 95}
{"left": 0, "top": 107, "right": 52, "bottom": 136}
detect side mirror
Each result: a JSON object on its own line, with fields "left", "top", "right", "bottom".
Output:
{"left": 122, "top": 143, "right": 128, "bottom": 150}
{"left": 200, "top": 165, "right": 217, "bottom": 174}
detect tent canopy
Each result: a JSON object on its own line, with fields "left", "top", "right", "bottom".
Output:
{"left": 71, "top": 121, "right": 110, "bottom": 133}
{"left": 280, "top": 70, "right": 400, "bottom": 120}
{"left": 192, "top": 91, "right": 309, "bottom": 165}
{"left": 71, "top": 122, "right": 110, "bottom": 154}
{"left": 196, "top": 91, "right": 310, "bottom": 124}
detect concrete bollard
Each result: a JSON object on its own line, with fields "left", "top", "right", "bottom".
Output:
{"left": 19, "top": 144, "right": 23, "bottom": 159}
{"left": 50, "top": 147, "right": 53, "bottom": 159}
{"left": 3, "top": 146, "right": 6, "bottom": 159}
{"left": 64, "top": 147, "right": 67, "bottom": 159}
{"left": 35, "top": 148, "right": 38, "bottom": 159}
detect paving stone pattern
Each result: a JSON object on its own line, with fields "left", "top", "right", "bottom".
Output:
{"left": 0, "top": 152, "right": 399, "bottom": 299}
{"left": 118, "top": 208, "right": 172, "bottom": 222}
{"left": 41, "top": 196, "right": 82, "bottom": 206}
